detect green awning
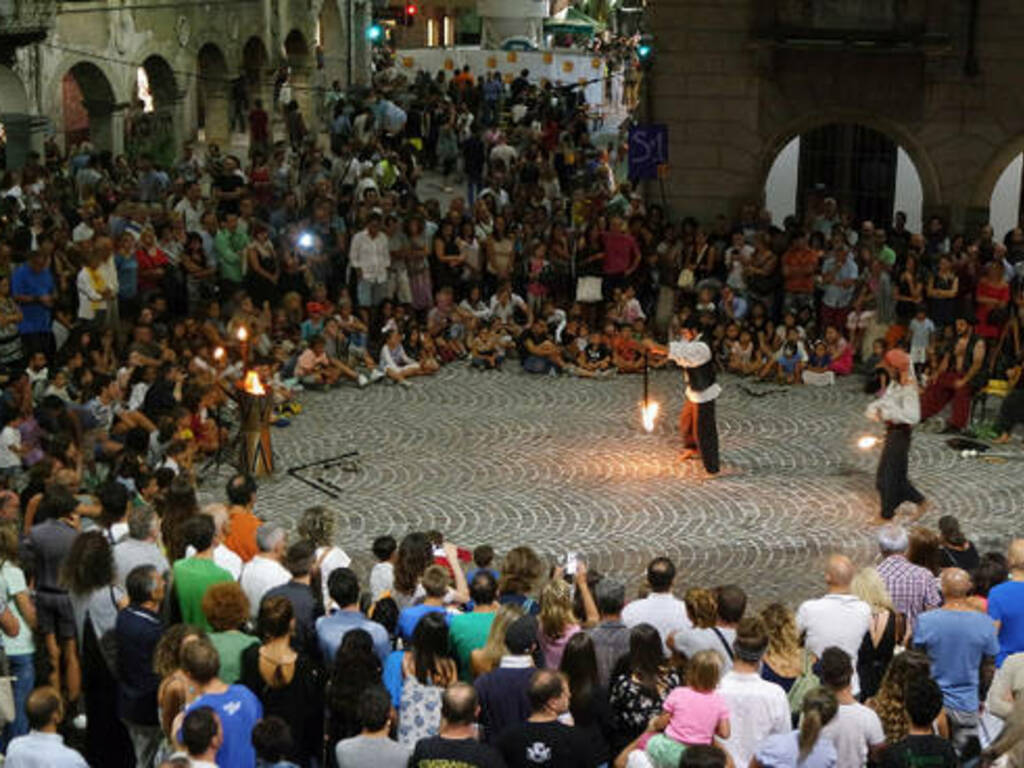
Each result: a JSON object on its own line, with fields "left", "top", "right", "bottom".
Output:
{"left": 544, "top": 6, "right": 605, "bottom": 35}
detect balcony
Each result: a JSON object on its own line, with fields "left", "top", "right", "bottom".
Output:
{"left": 752, "top": 0, "right": 952, "bottom": 52}
{"left": 0, "top": 0, "right": 56, "bottom": 49}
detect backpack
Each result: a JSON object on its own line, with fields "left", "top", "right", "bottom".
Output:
{"left": 787, "top": 649, "right": 820, "bottom": 715}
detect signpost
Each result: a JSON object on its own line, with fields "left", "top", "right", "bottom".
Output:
{"left": 628, "top": 123, "right": 668, "bottom": 180}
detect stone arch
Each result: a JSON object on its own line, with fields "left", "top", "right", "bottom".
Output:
{"left": 196, "top": 42, "right": 230, "bottom": 146}
{"left": 0, "top": 65, "right": 31, "bottom": 170}
{"left": 132, "top": 54, "right": 181, "bottom": 165}
{"left": 62, "top": 61, "right": 119, "bottom": 153}
{"left": 761, "top": 111, "right": 942, "bottom": 214}
{"left": 971, "top": 138, "right": 1024, "bottom": 209}
{"left": 283, "top": 29, "right": 314, "bottom": 122}
{"left": 242, "top": 36, "right": 271, "bottom": 112}
{"left": 140, "top": 54, "right": 178, "bottom": 108}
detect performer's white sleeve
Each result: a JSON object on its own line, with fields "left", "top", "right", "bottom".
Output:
{"left": 868, "top": 383, "right": 921, "bottom": 425}
{"left": 668, "top": 340, "right": 711, "bottom": 368}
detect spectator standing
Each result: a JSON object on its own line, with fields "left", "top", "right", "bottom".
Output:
{"left": 264, "top": 540, "right": 321, "bottom": 658}
{"left": 0, "top": 521, "right": 36, "bottom": 746}
{"left": 879, "top": 677, "right": 957, "bottom": 768}
{"left": 819, "top": 647, "right": 886, "bottom": 768}
{"left": 449, "top": 570, "right": 500, "bottom": 681}
{"left": 335, "top": 686, "right": 411, "bottom": 768}
{"left": 559, "top": 633, "right": 615, "bottom": 767}
{"left": 115, "top": 564, "right": 166, "bottom": 768}
{"left": 717, "top": 617, "right": 790, "bottom": 768}
{"left": 936, "top": 515, "right": 979, "bottom": 571}
{"left": 239, "top": 523, "right": 290, "bottom": 618}
{"left": 496, "top": 669, "right": 591, "bottom": 768}
{"left": 11, "top": 249, "right": 55, "bottom": 360}
{"left": 474, "top": 614, "right": 538, "bottom": 743}
{"left": 171, "top": 515, "right": 233, "bottom": 631}
{"left": 4, "top": 687, "right": 88, "bottom": 768}
{"left": 914, "top": 568, "right": 999, "bottom": 754}
{"left": 796, "top": 555, "right": 872, "bottom": 696}
{"left": 349, "top": 211, "right": 392, "bottom": 309}
{"left": 875, "top": 525, "right": 941, "bottom": 631}
{"left": 850, "top": 567, "right": 906, "bottom": 702}
{"left": 538, "top": 568, "right": 598, "bottom": 669}
{"left": 296, "top": 505, "right": 351, "bottom": 611}
{"left": 180, "top": 706, "right": 222, "bottom": 768}
{"left": 609, "top": 623, "right": 682, "bottom": 750}
{"left": 621, "top": 556, "right": 691, "bottom": 655}
{"left": 397, "top": 611, "right": 458, "bottom": 746}
{"left": 240, "top": 596, "right": 323, "bottom": 765}
{"left": 316, "top": 567, "right": 391, "bottom": 664}
{"left": 223, "top": 474, "right": 261, "bottom": 563}
{"left": 369, "top": 534, "right": 397, "bottom": 601}
{"left": 113, "top": 505, "right": 169, "bottom": 588}
{"left": 182, "top": 636, "right": 263, "bottom": 768}
{"left": 497, "top": 545, "right": 543, "bottom": 616}
{"left": 587, "top": 577, "right": 631, "bottom": 690}
{"left": 674, "top": 584, "right": 746, "bottom": 673}
{"left": 325, "top": 629, "right": 383, "bottom": 746}
{"left": 410, "top": 682, "right": 505, "bottom": 767}
{"left": 202, "top": 582, "right": 258, "bottom": 684}
{"left": 752, "top": 687, "right": 839, "bottom": 768}
{"left": 989, "top": 539, "right": 1024, "bottom": 666}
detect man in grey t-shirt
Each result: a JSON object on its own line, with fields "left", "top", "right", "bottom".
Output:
{"left": 335, "top": 687, "right": 410, "bottom": 768}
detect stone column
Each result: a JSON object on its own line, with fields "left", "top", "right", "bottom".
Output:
{"left": 204, "top": 90, "right": 230, "bottom": 149}
{"left": 167, "top": 92, "right": 187, "bottom": 155}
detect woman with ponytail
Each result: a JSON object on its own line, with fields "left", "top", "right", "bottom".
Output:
{"left": 752, "top": 687, "right": 838, "bottom": 768}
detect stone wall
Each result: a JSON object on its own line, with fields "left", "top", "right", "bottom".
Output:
{"left": 648, "top": 0, "right": 1024, "bottom": 232}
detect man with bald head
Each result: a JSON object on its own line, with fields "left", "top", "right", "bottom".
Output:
{"left": 988, "top": 539, "right": 1024, "bottom": 667}
{"left": 796, "top": 554, "right": 871, "bottom": 695}
{"left": 914, "top": 568, "right": 998, "bottom": 754}
{"left": 409, "top": 682, "right": 504, "bottom": 767}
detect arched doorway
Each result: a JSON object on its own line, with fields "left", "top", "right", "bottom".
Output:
{"left": 62, "top": 62, "right": 118, "bottom": 153}
{"left": 242, "top": 36, "right": 270, "bottom": 114}
{"left": 284, "top": 29, "right": 314, "bottom": 126}
{"left": 764, "top": 123, "right": 926, "bottom": 234}
{"left": 0, "top": 65, "right": 30, "bottom": 170}
{"left": 197, "top": 43, "right": 229, "bottom": 146}
{"left": 132, "top": 55, "right": 179, "bottom": 165}
{"left": 987, "top": 154, "right": 1024, "bottom": 241}
{"left": 319, "top": 0, "right": 348, "bottom": 89}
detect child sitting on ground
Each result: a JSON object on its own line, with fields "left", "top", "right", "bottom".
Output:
{"left": 612, "top": 325, "right": 645, "bottom": 374}
{"left": 802, "top": 339, "right": 835, "bottom": 387}
{"left": 470, "top": 321, "right": 504, "bottom": 370}
{"left": 577, "top": 330, "right": 615, "bottom": 378}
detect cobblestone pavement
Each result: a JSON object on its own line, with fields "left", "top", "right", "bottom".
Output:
{"left": 200, "top": 367, "right": 1024, "bottom": 607}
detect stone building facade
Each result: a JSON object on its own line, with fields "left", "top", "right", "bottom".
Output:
{"left": 1, "top": 0, "right": 372, "bottom": 167}
{"left": 647, "top": 0, "right": 1024, "bottom": 232}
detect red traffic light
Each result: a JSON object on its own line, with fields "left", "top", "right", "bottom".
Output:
{"left": 405, "top": 3, "right": 417, "bottom": 14}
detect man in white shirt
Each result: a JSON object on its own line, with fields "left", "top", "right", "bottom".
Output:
{"left": 622, "top": 557, "right": 691, "bottom": 655}
{"left": 819, "top": 647, "right": 886, "bottom": 768}
{"left": 5, "top": 687, "right": 88, "bottom": 767}
{"left": 348, "top": 211, "right": 391, "bottom": 309}
{"left": 239, "top": 523, "right": 290, "bottom": 618}
{"left": 717, "top": 617, "right": 790, "bottom": 768}
{"left": 796, "top": 554, "right": 872, "bottom": 696}
{"left": 174, "top": 182, "right": 205, "bottom": 232}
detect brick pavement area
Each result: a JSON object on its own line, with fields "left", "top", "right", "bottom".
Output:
{"left": 200, "top": 368, "right": 1024, "bottom": 607}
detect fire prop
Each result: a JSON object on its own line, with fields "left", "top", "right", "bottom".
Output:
{"left": 237, "top": 369, "right": 274, "bottom": 476}
{"left": 857, "top": 435, "right": 879, "bottom": 450}
{"left": 641, "top": 350, "right": 660, "bottom": 433}
{"left": 236, "top": 326, "right": 249, "bottom": 367}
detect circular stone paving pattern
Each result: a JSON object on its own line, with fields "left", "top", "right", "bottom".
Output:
{"left": 208, "top": 367, "right": 1024, "bottom": 605}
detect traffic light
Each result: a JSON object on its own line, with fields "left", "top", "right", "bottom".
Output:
{"left": 403, "top": 3, "right": 417, "bottom": 26}
{"left": 637, "top": 33, "right": 654, "bottom": 67}
{"left": 367, "top": 22, "right": 383, "bottom": 41}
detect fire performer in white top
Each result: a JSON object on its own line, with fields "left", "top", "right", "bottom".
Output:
{"left": 646, "top": 319, "right": 721, "bottom": 474}
{"left": 866, "top": 348, "right": 929, "bottom": 522}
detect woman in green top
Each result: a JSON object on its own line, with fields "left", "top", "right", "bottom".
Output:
{"left": 201, "top": 581, "right": 258, "bottom": 684}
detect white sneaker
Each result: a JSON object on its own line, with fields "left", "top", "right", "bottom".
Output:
{"left": 357, "top": 373, "right": 368, "bottom": 388}
{"left": 369, "top": 369, "right": 385, "bottom": 382}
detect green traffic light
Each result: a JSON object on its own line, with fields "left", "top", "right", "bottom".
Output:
{"left": 638, "top": 44, "right": 652, "bottom": 58}
{"left": 367, "top": 24, "right": 383, "bottom": 41}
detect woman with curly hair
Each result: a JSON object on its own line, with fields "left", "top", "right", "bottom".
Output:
{"left": 63, "top": 530, "right": 131, "bottom": 766}
{"left": 669, "top": 587, "right": 720, "bottom": 660}
{"left": 201, "top": 581, "right": 257, "bottom": 684}
{"left": 154, "top": 623, "right": 205, "bottom": 761}
{"left": 759, "top": 602, "right": 802, "bottom": 693}
{"left": 498, "top": 545, "right": 543, "bottom": 615}
{"left": 392, "top": 532, "right": 434, "bottom": 610}
{"left": 866, "top": 650, "right": 948, "bottom": 744}
{"left": 296, "top": 505, "right": 351, "bottom": 610}
{"left": 538, "top": 567, "right": 598, "bottom": 668}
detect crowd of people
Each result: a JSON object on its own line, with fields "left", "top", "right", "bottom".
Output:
{"left": 0, "top": 49, "right": 1024, "bottom": 767}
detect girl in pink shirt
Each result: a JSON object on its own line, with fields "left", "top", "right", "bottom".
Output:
{"left": 653, "top": 650, "right": 731, "bottom": 746}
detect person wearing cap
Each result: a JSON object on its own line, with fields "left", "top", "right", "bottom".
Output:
{"left": 644, "top": 319, "right": 722, "bottom": 474}
{"left": 474, "top": 614, "right": 538, "bottom": 743}
{"left": 866, "top": 348, "right": 928, "bottom": 522}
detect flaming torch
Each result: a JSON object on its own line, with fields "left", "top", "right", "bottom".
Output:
{"left": 641, "top": 350, "right": 660, "bottom": 433}
{"left": 857, "top": 435, "right": 879, "bottom": 450}
{"left": 237, "top": 368, "right": 274, "bottom": 476}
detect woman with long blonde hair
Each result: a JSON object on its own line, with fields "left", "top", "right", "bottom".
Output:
{"left": 851, "top": 566, "right": 907, "bottom": 699}
{"left": 760, "top": 602, "right": 802, "bottom": 691}
{"left": 470, "top": 605, "right": 523, "bottom": 678}
{"left": 537, "top": 569, "right": 598, "bottom": 668}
